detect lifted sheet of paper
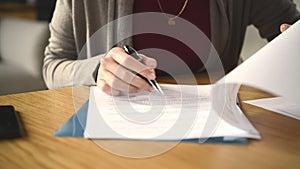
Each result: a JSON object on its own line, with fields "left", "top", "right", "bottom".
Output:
{"left": 223, "top": 20, "right": 300, "bottom": 104}
{"left": 84, "top": 84, "right": 260, "bottom": 141}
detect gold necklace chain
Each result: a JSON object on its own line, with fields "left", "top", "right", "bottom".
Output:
{"left": 157, "top": 0, "right": 189, "bottom": 26}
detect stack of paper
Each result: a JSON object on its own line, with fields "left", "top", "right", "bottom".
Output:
{"left": 84, "top": 84, "right": 260, "bottom": 141}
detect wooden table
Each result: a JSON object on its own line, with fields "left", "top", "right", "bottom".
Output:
{"left": 0, "top": 74, "right": 299, "bottom": 169}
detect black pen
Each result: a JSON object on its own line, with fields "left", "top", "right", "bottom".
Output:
{"left": 123, "top": 45, "right": 164, "bottom": 94}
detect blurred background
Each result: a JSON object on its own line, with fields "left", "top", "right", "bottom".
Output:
{"left": 0, "top": 0, "right": 56, "bottom": 21}
{"left": 0, "top": 0, "right": 56, "bottom": 95}
{"left": 0, "top": 0, "right": 299, "bottom": 95}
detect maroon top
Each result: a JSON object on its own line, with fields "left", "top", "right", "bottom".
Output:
{"left": 133, "top": 0, "right": 211, "bottom": 76}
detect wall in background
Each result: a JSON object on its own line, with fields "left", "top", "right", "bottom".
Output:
{"left": 241, "top": 0, "right": 300, "bottom": 61}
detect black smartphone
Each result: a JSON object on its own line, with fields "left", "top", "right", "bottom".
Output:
{"left": 0, "top": 105, "right": 24, "bottom": 139}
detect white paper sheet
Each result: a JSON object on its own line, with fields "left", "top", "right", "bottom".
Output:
{"left": 84, "top": 84, "right": 260, "bottom": 140}
{"left": 244, "top": 97, "right": 300, "bottom": 120}
{"left": 222, "top": 20, "right": 300, "bottom": 104}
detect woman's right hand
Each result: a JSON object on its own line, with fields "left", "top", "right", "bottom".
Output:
{"left": 96, "top": 47, "right": 157, "bottom": 96}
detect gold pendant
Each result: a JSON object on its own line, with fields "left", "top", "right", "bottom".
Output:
{"left": 168, "top": 18, "right": 176, "bottom": 26}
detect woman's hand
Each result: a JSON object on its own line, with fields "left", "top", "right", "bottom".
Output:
{"left": 280, "top": 24, "right": 291, "bottom": 32}
{"left": 97, "top": 47, "right": 157, "bottom": 96}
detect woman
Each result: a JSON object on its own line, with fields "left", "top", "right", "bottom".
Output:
{"left": 43, "top": 0, "right": 300, "bottom": 95}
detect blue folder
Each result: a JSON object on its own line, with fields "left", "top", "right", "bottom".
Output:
{"left": 54, "top": 100, "right": 249, "bottom": 144}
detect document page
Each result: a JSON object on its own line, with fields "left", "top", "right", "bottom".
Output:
{"left": 245, "top": 97, "right": 300, "bottom": 120}
{"left": 84, "top": 84, "right": 260, "bottom": 141}
{"left": 222, "top": 20, "right": 300, "bottom": 104}
{"left": 218, "top": 20, "right": 300, "bottom": 120}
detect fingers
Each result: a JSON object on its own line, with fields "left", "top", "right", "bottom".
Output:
{"left": 280, "top": 24, "right": 291, "bottom": 33}
{"left": 97, "top": 79, "right": 121, "bottom": 96}
{"left": 98, "top": 67, "right": 140, "bottom": 93}
{"left": 139, "top": 54, "right": 157, "bottom": 68}
{"left": 98, "top": 64, "right": 152, "bottom": 92}
{"left": 109, "top": 47, "right": 156, "bottom": 80}
{"left": 97, "top": 47, "right": 157, "bottom": 96}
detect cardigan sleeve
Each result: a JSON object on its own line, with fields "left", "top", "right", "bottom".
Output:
{"left": 250, "top": 0, "right": 300, "bottom": 41}
{"left": 43, "top": 0, "right": 101, "bottom": 89}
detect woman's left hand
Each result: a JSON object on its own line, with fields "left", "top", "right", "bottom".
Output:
{"left": 280, "top": 24, "right": 291, "bottom": 32}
